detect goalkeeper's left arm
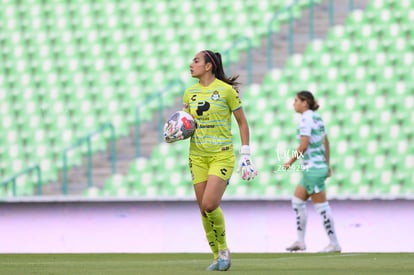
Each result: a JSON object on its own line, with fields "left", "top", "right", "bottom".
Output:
{"left": 233, "top": 108, "right": 258, "bottom": 180}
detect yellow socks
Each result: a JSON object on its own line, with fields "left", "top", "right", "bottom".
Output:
{"left": 201, "top": 215, "right": 219, "bottom": 259}
{"left": 205, "top": 207, "right": 228, "bottom": 251}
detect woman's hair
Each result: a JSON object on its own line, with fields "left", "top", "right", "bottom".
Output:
{"left": 296, "top": 90, "right": 320, "bottom": 111}
{"left": 203, "top": 50, "right": 240, "bottom": 92}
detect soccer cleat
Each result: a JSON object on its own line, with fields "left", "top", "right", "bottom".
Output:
{"left": 286, "top": 241, "right": 306, "bottom": 252}
{"left": 217, "top": 249, "right": 231, "bottom": 271}
{"left": 319, "top": 243, "right": 341, "bottom": 253}
{"left": 206, "top": 259, "right": 219, "bottom": 271}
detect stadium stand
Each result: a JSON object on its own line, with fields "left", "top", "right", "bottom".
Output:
{"left": 112, "top": 0, "right": 413, "bottom": 200}
{"left": 1, "top": 0, "right": 319, "bottom": 196}
{"left": 1, "top": 0, "right": 412, "bottom": 200}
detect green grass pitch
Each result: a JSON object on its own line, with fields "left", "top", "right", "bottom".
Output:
{"left": 1, "top": 253, "right": 413, "bottom": 274}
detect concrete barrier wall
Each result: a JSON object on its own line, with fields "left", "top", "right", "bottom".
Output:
{"left": 1, "top": 199, "right": 413, "bottom": 253}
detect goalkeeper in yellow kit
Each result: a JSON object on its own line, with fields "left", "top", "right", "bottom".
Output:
{"left": 164, "top": 50, "right": 258, "bottom": 271}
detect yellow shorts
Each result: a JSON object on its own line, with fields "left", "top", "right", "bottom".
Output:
{"left": 189, "top": 152, "right": 235, "bottom": 184}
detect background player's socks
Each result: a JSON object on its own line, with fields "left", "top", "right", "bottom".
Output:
{"left": 292, "top": 196, "right": 307, "bottom": 243}
{"left": 314, "top": 202, "right": 340, "bottom": 246}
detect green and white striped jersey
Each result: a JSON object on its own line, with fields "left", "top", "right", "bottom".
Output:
{"left": 297, "top": 110, "right": 328, "bottom": 169}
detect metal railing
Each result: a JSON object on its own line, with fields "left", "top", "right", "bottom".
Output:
{"left": 223, "top": 35, "right": 253, "bottom": 85}
{"left": 267, "top": 0, "right": 300, "bottom": 69}
{"left": 267, "top": 0, "right": 357, "bottom": 69}
{"left": 62, "top": 122, "right": 116, "bottom": 194}
{"left": 0, "top": 165, "right": 42, "bottom": 196}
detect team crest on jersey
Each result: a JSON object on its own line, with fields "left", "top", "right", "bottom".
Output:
{"left": 211, "top": 90, "right": 220, "bottom": 100}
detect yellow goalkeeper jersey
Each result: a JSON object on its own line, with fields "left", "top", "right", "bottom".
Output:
{"left": 183, "top": 78, "right": 242, "bottom": 156}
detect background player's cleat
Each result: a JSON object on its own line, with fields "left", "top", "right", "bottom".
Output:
{"left": 319, "top": 243, "right": 341, "bottom": 253}
{"left": 218, "top": 249, "right": 231, "bottom": 271}
{"left": 286, "top": 241, "right": 306, "bottom": 252}
{"left": 206, "top": 259, "right": 219, "bottom": 271}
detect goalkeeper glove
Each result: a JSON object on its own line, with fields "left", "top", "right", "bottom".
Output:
{"left": 237, "top": 145, "right": 258, "bottom": 181}
{"left": 163, "top": 121, "right": 184, "bottom": 143}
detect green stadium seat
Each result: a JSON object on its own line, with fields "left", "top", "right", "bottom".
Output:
{"left": 101, "top": 174, "right": 128, "bottom": 196}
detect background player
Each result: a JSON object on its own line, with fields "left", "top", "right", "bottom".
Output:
{"left": 283, "top": 91, "right": 341, "bottom": 253}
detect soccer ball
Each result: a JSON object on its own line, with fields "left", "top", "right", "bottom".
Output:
{"left": 164, "top": 110, "right": 196, "bottom": 142}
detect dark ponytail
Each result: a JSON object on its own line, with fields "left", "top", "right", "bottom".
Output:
{"left": 297, "top": 91, "right": 320, "bottom": 111}
{"left": 203, "top": 50, "right": 240, "bottom": 92}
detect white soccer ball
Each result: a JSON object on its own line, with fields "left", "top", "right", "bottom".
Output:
{"left": 164, "top": 110, "right": 196, "bottom": 141}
